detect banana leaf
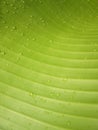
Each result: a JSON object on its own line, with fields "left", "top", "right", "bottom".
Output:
{"left": 0, "top": 0, "right": 98, "bottom": 130}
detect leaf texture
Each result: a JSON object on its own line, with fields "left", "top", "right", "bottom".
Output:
{"left": 0, "top": 0, "right": 98, "bottom": 130}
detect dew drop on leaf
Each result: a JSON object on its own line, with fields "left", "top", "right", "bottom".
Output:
{"left": 2, "top": 20, "right": 6, "bottom": 24}
{"left": 39, "top": 0, "right": 42, "bottom": 4}
{"left": 14, "top": 6, "right": 17, "bottom": 10}
{"left": 32, "top": 38, "right": 36, "bottom": 41}
{"left": 16, "top": 52, "right": 22, "bottom": 62}
{"left": 63, "top": 78, "right": 67, "bottom": 81}
{"left": 30, "top": 15, "right": 33, "bottom": 18}
{"left": 63, "top": 77, "right": 68, "bottom": 82}
{"left": 3, "top": 1, "right": 6, "bottom": 5}
{"left": 22, "top": 0, "right": 25, "bottom": 4}
{"left": 27, "top": 38, "right": 30, "bottom": 41}
{"left": 49, "top": 40, "right": 53, "bottom": 43}
{"left": 21, "top": 32, "right": 25, "bottom": 36}
{"left": 47, "top": 79, "right": 50, "bottom": 83}
{"left": 66, "top": 120, "right": 71, "bottom": 127}
{"left": 5, "top": 26, "right": 9, "bottom": 29}
{"left": 30, "top": 93, "right": 33, "bottom": 96}
{"left": 11, "top": 26, "right": 17, "bottom": 31}
{"left": 40, "top": 17, "right": 45, "bottom": 23}
{"left": 6, "top": 10, "right": 9, "bottom": 13}
{"left": 0, "top": 51, "right": 6, "bottom": 55}
{"left": 56, "top": 93, "right": 60, "bottom": 97}
{"left": 13, "top": 11, "right": 16, "bottom": 14}
{"left": 10, "top": 3, "right": 14, "bottom": 7}
{"left": 6, "top": 63, "right": 9, "bottom": 67}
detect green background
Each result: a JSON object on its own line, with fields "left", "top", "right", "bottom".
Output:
{"left": 0, "top": 0, "right": 98, "bottom": 130}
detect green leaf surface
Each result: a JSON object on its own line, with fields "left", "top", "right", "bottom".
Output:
{"left": 0, "top": 0, "right": 98, "bottom": 130}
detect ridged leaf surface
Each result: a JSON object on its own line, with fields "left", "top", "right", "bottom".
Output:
{"left": 0, "top": 0, "right": 98, "bottom": 130}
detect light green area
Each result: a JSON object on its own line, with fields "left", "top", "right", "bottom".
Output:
{"left": 0, "top": 0, "right": 98, "bottom": 130}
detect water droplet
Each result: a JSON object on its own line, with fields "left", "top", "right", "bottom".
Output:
{"left": 6, "top": 10, "right": 9, "bottom": 13}
{"left": 12, "top": 11, "right": 16, "bottom": 14}
{"left": 14, "top": 7, "right": 17, "bottom": 10}
{"left": 0, "top": 51, "right": 6, "bottom": 55}
{"left": 56, "top": 93, "right": 60, "bottom": 97}
{"left": 10, "top": 3, "right": 14, "bottom": 7}
{"left": 66, "top": 121, "right": 71, "bottom": 127}
{"left": 3, "top": 1, "right": 6, "bottom": 5}
{"left": 6, "top": 63, "right": 9, "bottom": 66}
{"left": 63, "top": 0, "right": 66, "bottom": 3}
{"left": 63, "top": 20, "right": 66, "bottom": 23}
{"left": 39, "top": 0, "right": 42, "bottom": 4}
{"left": 5, "top": 26, "right": 9, "bottom": 29}
{"left": 22, "top": 0, "right": 25, "bottom": 4}
{"left": 39, "top": 17, "right": 45, "bottom": 23}
{"left": 47, "top": 79, "right": 50, "bottom": 83}
{"left": 11, "top": 26, "right": 17, "bottom": 31}
{"left": 21, "top": 32, "right": 25, "bottom": 36}
{"left": 30, "top": 15, "right": 33, "bottom": 18}
{"left": 2, "top": 20, "right": 6, "bottom": 24}
{"left": 71, "top": 25, "right": 75, "bottom": 29}
{"left": 63, "top": 78, "right": 67, "bottom": 81}
{"left": 19, "top": 52, "right": 22, "bottom": 56}
{"left": 16, "top": 52, "right": 22, "bottom": 62}
{"left": 27, "top": 38, "right": 30, "bottom": 41}
{"left": 49, "top": 40, "right": 53, "bottom": 43}
{"left": 30, "top": 93, "right": 33, "bottom": 96}
{"left": 32, "top": 38, "right": 36, "bottom": 41}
